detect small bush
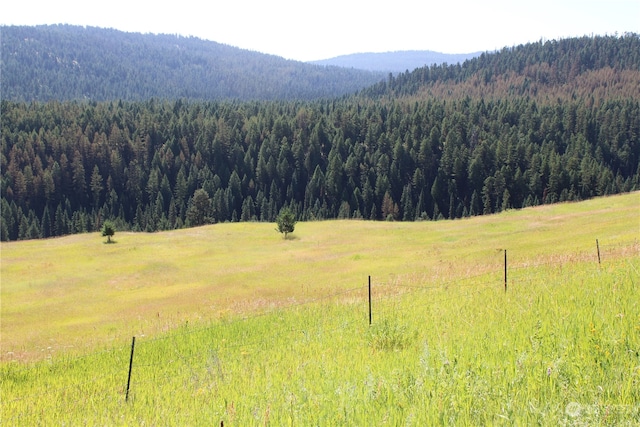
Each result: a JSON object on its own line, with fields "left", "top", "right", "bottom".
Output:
{"left": 367, "top": 319, "right": 417, "bottom": 351}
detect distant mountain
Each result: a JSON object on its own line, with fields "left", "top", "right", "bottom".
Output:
{"left": 0, "top": 25, "right": 386, "bottom": 102}
{"left": 309, "top": 51, "right": 483, "bottom": 73}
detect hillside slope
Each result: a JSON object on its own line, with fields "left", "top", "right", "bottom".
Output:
{"left": 361, "top": 33, "right": 640, "bottom": 101}
{"left": 1, "top": 34, "right": 638, "bottom": 242}
{"left": 1, "top": 25, "right": 385, "bottom": 101}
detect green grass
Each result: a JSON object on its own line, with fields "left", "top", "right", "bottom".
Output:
{"left": 1, "top": 192, "right": 639, "bottom": 425}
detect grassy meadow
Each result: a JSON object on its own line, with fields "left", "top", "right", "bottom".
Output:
{"left": 1, "top": 192, "right": 639, "bottom": 425}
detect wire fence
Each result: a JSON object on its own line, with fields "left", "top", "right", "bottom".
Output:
{"left": 3, "top": 237, "right": 638, "bottom": 419}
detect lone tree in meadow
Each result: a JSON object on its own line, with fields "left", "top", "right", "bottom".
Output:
{"left": 275, "top": 207, "right": 296, "bottom": 239}
{"left": 101, "top": 220, "right": 116, "bottom": 243}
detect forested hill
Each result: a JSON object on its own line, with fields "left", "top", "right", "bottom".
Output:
{"left": 363, "top": 33, "right": 640, "bottom": 100}
{"left": 1, "top": 34, "right": 639, "bottom": 241}
{"left": 1, "top": 25, "right": 385, "bottom": 102}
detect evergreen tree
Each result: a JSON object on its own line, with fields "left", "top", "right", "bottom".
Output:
{"left": 275, "top": 207, "right": 296, "bottom": 239}
{"left": 101, "top": 220, "right": 115, "bottom": 243}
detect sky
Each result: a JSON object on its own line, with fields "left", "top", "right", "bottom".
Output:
{"left": 2, "top": 0, "right": 639, "bottom": 61}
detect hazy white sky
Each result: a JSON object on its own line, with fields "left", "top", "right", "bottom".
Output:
{"left": 2, "top": 0, "right": 638, "bottom": 61}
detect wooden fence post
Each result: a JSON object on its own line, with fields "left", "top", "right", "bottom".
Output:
{"left": 596, "top": 239, "right": 601, "bottom": 265}
{"left": 504, "top": 249, "right": 508, "bottom": 292}
{"left": 368, "top": 276, "right": 372, "bottom": 325}
{"left": 125, "top": 336, "right": 136, "bottom": 402}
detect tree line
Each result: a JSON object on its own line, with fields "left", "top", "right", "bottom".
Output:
{"left": 2, "top": 94, "right": 638, "bottom": 241}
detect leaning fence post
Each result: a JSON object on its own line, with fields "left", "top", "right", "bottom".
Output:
{"left": 504, "top": 249, "right": 508, "bottom": 292}
{"left": 368, "top": 276, "right": 372, "bottom": 325}
{"left": 125, "top": 336, "right": 136, "bottom": 402}
{"left": 596, "top": 239, "right": 601, "bottom": 265}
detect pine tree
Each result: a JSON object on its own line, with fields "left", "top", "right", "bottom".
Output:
{"left": 275, "top": 207, "right": 296, "bottom": 239}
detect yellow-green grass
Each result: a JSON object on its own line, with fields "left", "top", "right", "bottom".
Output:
{"left": 1, "top": 192, "right": 638, "bottom": 362}
{"left": 3, "top": 253, "right": 639, "bottom": 424}
{"left": 2, "top": 192, "right": 639, "bottom": 425}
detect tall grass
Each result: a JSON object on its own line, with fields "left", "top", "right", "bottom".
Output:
{"left": 1, "top": 193, "right": 639, "bottom": 424}
{"left": 3, "top": 260, "right": 638, "bottom": 425}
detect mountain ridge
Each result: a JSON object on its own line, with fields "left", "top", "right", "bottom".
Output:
{"left": 309, "top": 50, "right": 483, "bottom": 73}
{"left": 0, "top": 24, "right": 386, "bottom": 102}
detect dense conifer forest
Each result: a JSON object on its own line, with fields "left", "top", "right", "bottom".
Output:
{"left": 1, "top": 33, "right": 639, "bottom": 241}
